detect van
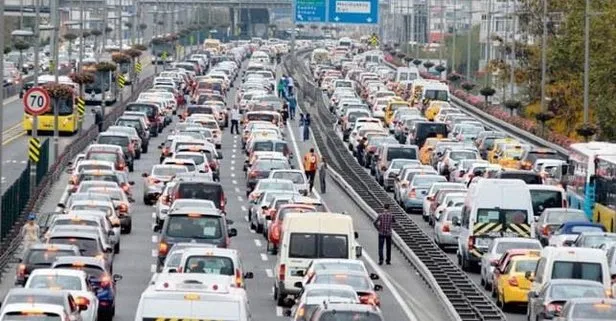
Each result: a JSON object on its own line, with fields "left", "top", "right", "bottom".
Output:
{"left": 455, "top": 179, "right": 535, "bottom": 271}
{"left": 411, "top": 121, "right": 449, "bottom": 148}
{"left": 529, "top": 247, "right": 611, "bottom": 295}
{"left": 274, "top": 212, "right": 361, "bottom": 305}
{"left": 134, "top": 274, "right": 251, "bottom": 321}
{"left": 394, "top": 67, "right": 419, "bottom": 83}
{"left": 528, "top": 185, "right": 567, "bottom": 217}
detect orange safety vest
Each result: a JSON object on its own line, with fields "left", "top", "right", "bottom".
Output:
{"left": 303, "top": 153, "right": 318, "bottom": 172}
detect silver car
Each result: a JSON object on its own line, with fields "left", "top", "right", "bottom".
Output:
{"left": 479, "top": 237, "right": 542, "bottom": 291}
{"left": 433, "top": 207, "right": 462, "bottom": 249}
{"left": 142, "top": 165, "right": 188, "bottom": 205}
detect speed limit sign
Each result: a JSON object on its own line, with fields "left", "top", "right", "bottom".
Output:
{"left": 23, "top": 87, "right": 51, "bottom": 115}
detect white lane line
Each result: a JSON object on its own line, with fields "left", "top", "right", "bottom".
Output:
{"left": 151, "top": 249, "right": 157, "bottom": 257}
{"left": 231, "top": 173, "right": 236, "bottom": 177}
{"left": 237, "top": 196, "right": 244, "bottom": 202}
{"left": 230, "top": 166, "right": 235, "bottom": 171}
{"left": 276, "top": 307, "right": 283, "bottom": 317}
{"left": 232, "top": 149, "right": 237, "bottom": 153}
{"left": 151, "top": 212, "right": 156, "bottom": 219}
{"left": 231, "top": 160, "right": 236, "bottom": 165}
{"left": 254, "top": 239, "right": 262, "bottom": 247}
{"left": 241, "top": 205, "right": 247, "bottom": 212}
{"left": 231, "top": 154, "right": 236, "bottom": 158}
{"left": 266, "top": 269, "right": 274, "bottom": 278}
{"left": 150, "top": 264, "right": 157, "bottom": 273}
{"left": 244, "top": 215, "right": 249, "bottom": 222}
{"left": 249, "top": 228, "right": 256, "bottom": 234}
{"left": 260, "top": 253, "right": 268, "bottom": 261}
{"left": 232, "top": 179, "right": 237, "bottom": 185}
{"left": 151, "top": 235, "right": 158, "bottom": 243}
{"left": 235, "top": 187, "right": 241, "bottom": 193}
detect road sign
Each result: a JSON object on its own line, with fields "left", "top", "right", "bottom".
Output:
{"left": 76, "top": 97, "right": 85, "bottom": 116}
{"left": 161, "top": 51, "right": 168, "bottom": 60}
{"left": 23, "top": 87, "right": 51, "bottom": 116}
{"left": 135, "top": 61, "right": 142, "bottom": 73}
{"left": 117, "top": 74, "right": 126, "bottom": 89}
{"left": 328, "top": 0, "right": 378, "bottom": 24}
{"left": 295, "top": 0, "right": 327, "bottom": 23}
{"left": 28, "top": 137, "right": 41, "bottom": 163}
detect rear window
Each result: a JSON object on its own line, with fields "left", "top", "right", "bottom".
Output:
{"left": 70, "top": 205, "right": 112, "bottom": 215}
{"left": 54, "top": 219, "right": 98, "bottom": 228}
{"left": 500, "top": 172, "right": 543, "bottom": 184}
{"left": 247, "top": 113, "right": 274, "bottom": 122}
{"left": 25, "top": 249, "right": 75, "bottom": 265}
{"left": 184, "top": 256, "right": 234, "bottom": 275}
{"left": 165, "top": 215, "right": 222, "bottom": 239}
{"left": 318, "top": 312, "right": 382, "bottom": 321}
{"left": 28, "top": 275, "right": 83, "bottom": 290}
{"left": 187, "top": 106, "right": 215, "bottom": 116}
{"left": 98, "top": 135, "right": 129, "bottom": 146}
{"left": 413, "top": 176, "right": 446, "bottom": 188}
{"left": 571, "top": 303, "right": 616, "bottom": 319}
{"left": 2, "top": 312, "right": 62, "bottom": 321}
{"left": 254, "top": 160, "right": 289, "bottom": 171}
{"left": 386, "top": 147, "right": 417, "bottom": 161}
{"left": 126, "top": 103, "right": 156, "bottom": 118}
{"left": 476, "top": 209, "right": 529, "bottom": 225}
{"left": 313, "top": 274, "right": 371, "bottom": 291}
{"left": 260, "top": 181, "right": 295, "bottom": 190}
{"left": 552, "top": 261, "right": 603, "bottom": 282}
{"left": 513, "top": 260, "right": 538, "bottom": 272}
{"left": 53, "top": 264, "right": 104, "bottom": 278}
{"left": 176, "top": 183, "right": 223, "bottom": 208}
{"left": 495, "top": 242, "right": 541, "bottom": 254}
{"left": 549, "top": 283, "right": 606, "bottom": 299}
{"left": 450, "top": 151, "right": 478, "bottom": 160}
{"left": 49, "top": 237, "right": 100, "bottom": 256}
{"left": 80, "top": 174, "right": 118, "bottom": 183}
{"left": 271, "top": 172, "right": 305, "bottom": 184}
{"left": 546, "top": 211, "right": 587, "bottom": 224}
{"left": 289, "top": 233, "right": 348, "bottom": 259}
{"left": 530, "top": 190, "right": 563, "bottom": 215}
{"left": 175, "top": 154, "right": 205, "bottom": 165}
{"left": 571, "top": 226, "right": 605, "bottom": 234}
{"left": 87, "top": 152, "right": 118, "bottom": 163}
{"left": 153, "top": 166, "right": 188, "bottom": 177}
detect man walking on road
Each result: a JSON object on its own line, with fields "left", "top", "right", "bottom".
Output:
{"left": 22, "top": 213, "right": 40, "bottom": 251}
{"left": 303, "top": 148, "right": 319, "bottom": 193}
{"left": 230, "top": 106, "right": 241, "bottom": 135}
{"left": 374, "top": 204, "right": 395, "bottom": 265}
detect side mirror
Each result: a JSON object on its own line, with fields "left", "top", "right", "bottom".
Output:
{"left": 141, "top": 172, "right": 149, "bottom": 177}
{"left": 57, "top": 203, "right": 66, "bottom": 209}
{"left": 534, "top": 216, "right": 540, "bottom": 222}
{"left": 369, "top": 273, "right": 379, "bottom": 280}
{"left": 217, "top": 153, "right": 223, "bottom": 159}
{"left": 228, "top": 228, "right": 238, "bottom": 237}
{"left": 355, "top": 245, "right": 362, "bottom": 258}
{"left": 374, "top": 284, "right": 383, "bottom": 291}
{"left": 168, "top": 268, "right": 177, "bottom": 273}
{"left": 104, "top": 247, "right": 113, "bottom": 253}
{"left": 157, "top": 145, "right": 163, "bottom": 149}
{"left": 128, "top": 181, "right": 135, "bottom": 185}
{"left": 153, "top": 224, "right": 161, "bottom": 232}
{"left": 294, "top": 281, "right": 303, "bottom": 289}
{"left": 283, "top": 309, "right": 293, "bottom": 317}
{"left": 561, "top": 164, "right": 570, "bottom": 176}
{"left": 112, "top": 274, "right": 123, "bottom": 282}
{"left": 128, "top": 197, "right": 135, "bottom": 203}
{"left": 265, "top": 215, "right": 272, "bottom": 221}
{"left": 226, "top": 219, "right": 234, "bottom": 225}
{"left": 243, "top": 272, "right": 254, "bottom": 279}
{"left": 354, "top": 231, "right": 359, "bottom": 239}
{"left": 525, "top": 271, "right": 534, "bottom": 281}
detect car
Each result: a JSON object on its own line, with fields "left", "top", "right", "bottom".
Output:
{"left": 15, "top": 243, "right": 81, "bottom": 286}
{"left": 299, "top": 269, "right": 382, "bottom": 306}
{"left": 480, "top": 237, "right": 542, "bottom": 291}
{"left": 46, "top": 212, "right": 120, "bottom": 254}
{"left": 555, "top": 298, "right": 616, "bottom": 321}
{"left": 493, "top": 251, "right": 540, "bottom": 310}
{"left": 45, "top": 229, "right": 114, "bottom": 273}
{"left": 1, "top": 288, "right": 86, "bottom": 321}
{"left": 141, "top": 165, "right": 188, "bottom": 205}
{"left": 175, "top": 247, "right": 254, "bottom": 288}
{"left": 284, "top": 284, "right": 360, "bottom": 321}
{"left": 527, "top": 279, "right": 609, "bottom": 320}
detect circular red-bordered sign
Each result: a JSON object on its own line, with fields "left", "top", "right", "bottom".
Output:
{"left": 23, "top": 87, "right": 51, "bottom": 116}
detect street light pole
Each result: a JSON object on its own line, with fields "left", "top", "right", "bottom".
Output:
{"left": 540, "top": 0, "right": 548, "bottom": 113}
{"left": 485, "top": 0, "right": 492, "bottom": 88}
{"left": 582, "top": 0, "right": 590, "bottom": 124}
{"left": 29, "top": 0, "right": 41, "bottom": 196}
{"left": 451, "top": 0, "right": 457, "bottom": 73}
{"left": 438, "top": 0, "right": 444, "bottom": 66}
{"left": 509, "top": 0, "right": 517, "bottom": 101}
{"left": 52, "top": 0, "right": 60, "bottom": 161}
{"left": 466, "top": 0, "right": 472, "bottom": 80}
{"left": 0, "top": 0, "right": 4, "bottom": 200}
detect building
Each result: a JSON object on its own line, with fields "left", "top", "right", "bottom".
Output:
{"left": 478, "top": 0, "right": 520, "bottom": 70}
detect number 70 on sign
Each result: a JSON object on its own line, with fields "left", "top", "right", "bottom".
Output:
{"left": 23, "top": 87, "right": 52, "bottom": 116}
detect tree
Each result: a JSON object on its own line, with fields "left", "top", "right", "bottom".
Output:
{"left": 423, "top": 61, "right": 435, "bottom": 70}
{"left": 503, "top": 100, "right": 522, "bottom": 116}
{"left": 4, "top": 47, "right": 11, "bottom": 54}
{"left": 576, "top": 123, "right": 597, "bottom": 141}
{"left": 104, "top": 27, "right": 113, "bottom": 34}
{"left": 14, "top": 40, "right": 31, "bottom": 73}
{"left": 479, "top": 86, "right": 496, "bottom": 108}
{"left": 444, "top": 25, "right": 481, "bottom": 76}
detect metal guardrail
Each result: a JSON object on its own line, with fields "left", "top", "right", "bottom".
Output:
{"left": 287, "top": 50, "right": 507, "bottom": 321}
{"left": 382, "top": 61, "right": 570, "bottom": 158}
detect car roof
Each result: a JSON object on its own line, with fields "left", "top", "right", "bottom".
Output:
{"left": 52, "top": 256, "right": 106, "bottom": 266}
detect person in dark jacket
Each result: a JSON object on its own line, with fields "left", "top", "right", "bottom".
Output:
{"left": 356, "top": 137, "right": 367, "bottom": 165}
{"left": 303, "top": 113, "right": 311, "bottom": 141}
{"left": 319, "top": 157, "right": 327, "bottom": 194}
{"left": 93, "top": 107, "right": 103, "bottom": 132}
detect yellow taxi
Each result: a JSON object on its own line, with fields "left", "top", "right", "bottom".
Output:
{"left": 495, "top": 252, "right": 540, "bottom": 309}
{"left": 424, "top": 101, "right": 451, "bottom": 121}
{"left": 488, "top": 138, "right": 521, "bottom": 163}
{"left": 384, "top": 100, "right": 411, "bottom": 125}
{"left": 419, "top": 138, "right": 441, "bottom": 165}
{"left": 496, "top": 145, "right": 529, "bottom": 169}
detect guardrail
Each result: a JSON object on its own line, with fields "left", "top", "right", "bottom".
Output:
{"left": 0, "top": 71, "right": 155, "bottom": 280}
{"left": 287, "top": 50, "right": 507, "bottom": 321}
{"left": 381, "top": 61, "right": 570, "bottom": 158}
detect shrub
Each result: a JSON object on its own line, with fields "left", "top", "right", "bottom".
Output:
{"left": 42, "top": 83, "right": 74, "bottom": 99}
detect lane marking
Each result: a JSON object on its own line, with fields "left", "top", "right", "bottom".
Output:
{"left": 231, "top": 154, "right": 236, "bottom": 158}
{"left": 231, "top": 160, "right": 236, "bottom": 165}
{"left": 244, "top": 215, "right": 249, "bottom": 222}
{"left": 150, "top": 264, "right": 157, "bottom": 273}
{"left": 237, "top": 196, "right": 243, "bottom": 202}
{"left": 266, "top": 268, "right": 274, "bottom": 278}
{"left": 260, "top": 253, "right": 268, "bottom": 261}
{"left": 231, "top": 173, "right": 236, "bottom": 177}
{"left": 151, "top": 235, "right": 158, "bottom": 243}
{"left": 249, "top": 228, "right": 256, "bottom": 234}
{"left": 276, "top": 307, "right": 283, "bottom": 317}
{"left": 230, "top": 166, "right": 235, "bottom": 171}
{"left": 232, "top": 179, "right": 237, "bottom": 185}
{"left": 151, "top": 249, "right": 157, "bottom": 257}
{"left": 254, "top": 239, "right": 262, "bottom": 247}
{"left": 235, "top": 187, "right": 241, "bottom": 193}
{"left": 241, "top": 205, "right": 247, "bottom": 211}
{"left": 232, "top": 149, "right": 236, "bottom": 153}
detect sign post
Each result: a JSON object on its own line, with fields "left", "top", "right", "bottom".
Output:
{"left": 23, "top": 87, "right": 51, "bottom": 192}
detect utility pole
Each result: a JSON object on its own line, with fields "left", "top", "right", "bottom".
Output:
{"left": 118, "top": 0, "right": 124, "bottom": 104}
{"left": 485, "top": 0, "right": 492, "bottom": 88}
{"left": 466, "top": 0, "right": 472, "bottom": 80}
{"left": 29, "top": 0, "right": 41, "bottom": 196}
{"left": 582, "top": 0, "right": 590, "bottom": 124}
{"left": 509, "top": 0, "right": 517, "bottom": 101}
{"left": 439, "top": 0, "right": 445, "bottom": 66}
{"left": 102, "top": 7, "right": 108, "bottom": 110}
{"left": 52, "top": 0, "right": 60, "bottom": 161}
{"left": 451, "top": 0, "right": 457, "bottom": 73}
{"left": 540, "top": 0, "right": 548, "bottom": 113}
{"left": 0, "top": 0, "right": 4, "bottom": 200}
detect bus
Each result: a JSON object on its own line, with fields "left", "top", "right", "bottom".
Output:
{"left": 566, "top": 142, "right": 616, "bottom": 218}
{"left": 23, "top": 75, "right": 80, "bottom": 135}
{"left": 152, "top": 36, "right": 175, "bottom": 64}
{"left": 593, "top": 155, "right": 616, "bottom": 232}
{"left": 81, "top": 58, "right": 117, "bottom": 106}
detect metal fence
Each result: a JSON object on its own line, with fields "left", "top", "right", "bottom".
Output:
{"left": 36, "top": 139, "right": 50, "bottom": 184}
{"left": 0, "top": 164, "right": 31, "bottom": 239}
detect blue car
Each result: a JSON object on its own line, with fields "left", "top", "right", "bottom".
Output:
{"left": 549, "top": 221, "right": 606, "bottom": 247}
{"left": 51, "top": 256, "right": 122, "bottom": 321}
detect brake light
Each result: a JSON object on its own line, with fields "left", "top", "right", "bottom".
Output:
{"left": 248, "top": 171, "right": 257, "bottom": 178}
{"left": 162, "top": 195, "right": 170, "bottom": 205}
{"left": 272, "top": 225, "right": 281, "bottom": 243}
{"left": 100, "top": 275, "right": 111, "bottom": 288}
{"left": 117, "top": 163, "right": 125, "bottom": 170}
{"left": 279, "top": 264, "right": 286, "bottom": 281}
{"left": 158, "top": 242, "right": 169, "bottom": 256}
{"left": 163, "top": 147, "right": 170, "bottom": 155}
{"left": 442, "top": 224, "right": 450, "bottom": 232}
{"left": 118, "top": 203, "right": 128, "bottom": 213}
{"left": 121, "top": 184, "right": 130, "bottom": 192}
{"left": 546, "top": 303, "right": 562, "bottom": 313}
{"left": 468, "top": 236, "right": 475, "bottom": 250}
{"left": 149, "top": 177, "right": 161, "bottom": 184}
{"left": 209, "top": 161, "right": 217, "bottom": 170}
{"left": 360, "top": 293, "right": 379, "bottom": 306}
{"left": 542, "top": 224, "right": 550, "bottom": 236}
{"left": 235, "top": 269, "right": 243, "bottom": 288}
{"left": 407, "top": 188, "right": 416, "bottom": 198}
{"left": 17, "top": 264, "right": 26, "bottom": 277}
{"left": 220, "top": 193, "right": 226, "bottom": 211}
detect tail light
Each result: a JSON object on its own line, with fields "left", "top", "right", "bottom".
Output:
{"left": 162, "top": 195, "right": 170, "bottom": 205}
{"left": 546, "top": 303, "right": 562, "bottom": 314}
{"left": 17, "top": 264, "right": 26, "bottom": 277}
{"left": 235, "top": 269, "right": 243, "bottom": 287}
{"left": 149, "top": 177, "right": 161, "bottom": 185}
{"left": 209, "top": 161, "right": 218, "bottom": 171}
{"left": 100, "top": 275, "right": 111, "bottom": 288}
{"left": 542, "top": 224, "right": 550, "bottom": 236}
{"left": 158, "top": 242, "right": 169, "bottom": 256}
{"left": 118, "top": 203, "right": 128, "bottom": 213}
{"left": 117, "top": 163, "right": 125, "bottom": 171}
{"left": 407, "top": 188, "right": 416, "bottom": 198}
{"left": 360, "top": 294, "right": 379, "bottom": 306}
{"left": 220, "top": 193, "right": 226, "bottom": 212}
{"left": 442, "top": 224, "right": 450, "bottom": 232}
{"left": 272, "top": 226, "right": 281, "bottom": 243}
{"left": 69, "top": 175, "right": 78, "bottom": 185}
{"left": 279, "top": 264, "right": 286, "bottom": 281}
{"left": 468, "top": 236, "right": 475, "bottom": 250}
{"left": 248, "top": 171, "right": 257, "bottom": 178}
{"left": 121, "top": 184, "right": 130, "bottom": 192}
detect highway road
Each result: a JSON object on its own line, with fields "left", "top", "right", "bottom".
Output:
{"left": 0, "top": 58, "right": 450, "bottom": 321}
{"left": 0, "top": 59, "right": 156, "bottom": 191}
{"left": 295, "top": 54, "right": 527, "bottom": 321}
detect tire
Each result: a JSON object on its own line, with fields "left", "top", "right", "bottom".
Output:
{"left": 114, "top": 242, "right": 120, "bottom": 254}
{"left": 124, "top": 217, "right": 132, "bottom": 234}
{"left": 274, "top": 286, "right": 286, "bottom": 306}
{"left": 129, "top": 162, "right": 134, "bottom": 172}
{"left": 142, "top": 145, "right": 148, "bottom": 154}
{"left": 256, "top": 223, "right": 263, "bottom": 234}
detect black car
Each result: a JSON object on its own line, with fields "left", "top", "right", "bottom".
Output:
{"left": 15, "top": 243, "right": 81, "bottom": 285}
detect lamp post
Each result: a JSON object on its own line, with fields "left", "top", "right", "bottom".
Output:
{"left": 509, "top": 0, "right": 517, "bottom": 100}
{"left": 50, "top": 0, "right": 61, "bottom": 162}
{"left": 29, "top": 0, "right": 41, "bottom": 196}
{"left": 582, "top": 0, "right": 590, "bottom": 124}
{"left": 539, "top": 0, "right": 548, "bottom": 113}
{"left": 0, "top": 0, "right": 4, "bottom": 199}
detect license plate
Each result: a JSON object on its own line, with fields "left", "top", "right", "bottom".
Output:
{"left": 475, "top": 238, "right": 492, "bottom": 247}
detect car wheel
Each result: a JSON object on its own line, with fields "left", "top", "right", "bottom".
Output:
{"left": 114, "top": 242, "right": 120, "bottom": 254}
{"left": 124, "top": 217, "right": 132, "bottom": 234}
{"left": 256, "top": 223, "right": 263, "bottom": 233}
{"left": 142, "top": 145, "right": 148, "bottom": 154}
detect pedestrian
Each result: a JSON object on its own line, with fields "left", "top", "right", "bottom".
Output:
{"left": 303, "top": 148, "right": 319, "bottom": 192}
{"left": 277, "top": 78, "right": 285, "bottom": 98}
{"left": 373, "top": 204, "right": 395, "bottom": 265}
{"left": 303, "top": 113, "right": 311, "bottom": 141}
{"left": 299, "top": 113, "right": 305, "bottom": 137}
{"left": 319, "top": 157, "right": 327, "bottom": 194}
{"left": 356, "top": 137, "right": 367, "bottom": 165}
{"left": 282, "top": 75, "right": 289, "bottom": 97}
{"left": 93, "top": 107, "right": 103, "bottom": 132}
{"left": 287, "top": 76, "right": 294, "bottom": 95}
{"left": 281, "top": 102, "right": 289, "bottom": 123}
{"left": 22, "top": 213, "right": 40, "bottom": 251}
{"left": 230, "top": 106, "right": 241, "bottom": 135}
{"left": 287, "top": 93, "right": 297, "bottom": 120}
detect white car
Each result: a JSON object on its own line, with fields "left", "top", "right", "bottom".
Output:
{"left": 24, "top": 269, "right": 99, "bottom": 321}
{"left": 174, "top": 151, "right": 214, "bottom": 180}
{"left": 268, "top": 169, "right": 309, "bottom": 195}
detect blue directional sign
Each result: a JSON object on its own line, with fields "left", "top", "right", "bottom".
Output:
{"left": 295, "top": 0, "right": 327, "bottom": 23}
{"left": 328, "top": 0, "right": 378, "bottom": 24}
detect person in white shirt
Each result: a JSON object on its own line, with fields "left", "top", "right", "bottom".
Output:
{"left": 287, "top": 76, "right": 294, "bottom": 95}
{"left": 230, "top": 106, "right": 241, "bottom": 135}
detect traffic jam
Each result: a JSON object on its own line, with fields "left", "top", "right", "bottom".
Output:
{"left": 308, "top": 36, "right": 616, "bottom": 320}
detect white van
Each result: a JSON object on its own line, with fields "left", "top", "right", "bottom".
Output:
{"left": 134, "top": 274, "right": 251, "bottom": 321}
{"left": 274, "top": 212, "right": 361, "bottom": 305}
{"left": 455, "top": 179, "right": 534, "bottom": 271}
{"left": 394, "top": 67, "right": 420, "bottom": 82}
{"left": 310, "top": 48, "right": 331, "bottom": 66}
{"left": 528, "top": 184, "right": 567, "bottom": 217}
{"left": 529, "top": 247, "right": 611, "bottom": 294}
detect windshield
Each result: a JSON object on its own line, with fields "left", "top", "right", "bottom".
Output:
{"left": 28, "top": 275, "right": 83, "bottom": 290}
{"left": 289, "top": 233, "right": 348, "bottom": 259}
{"left": 571, "top": 303, "right": 616, "bottom": 319}
{"left": 26, "top": 249, "right": 75, "bottom": 265}
{"left": 530, "top": 190, "right": 563, "bottom": 215}
{"left": 48, "top": 237, "right": 100, "bottom": 256}
{"left": 476, "top": 209, "right": 528, "bottom": 225}
{"left": 496, "top": 242, "right": 541, "bottom": 254}
{"left": 319, "top": 312, "right": 382, "bottom": 321}
{"left": 387, "top": 148, "right": 417, "bottom": 161}
{"left": 175, "top": 154, "right": 205, "bottom": 165}
{"left": 184, "top": 256, "right": 234, "bottom": 275}
{"left": 425, "top": 89, "right": 449, "bottom": 101}
{"left": 85, "top": 71, "right": 111, "bottom": 91}
{"left": 270, "top": 172, "right": 305, "bottom": 184}
{"left": 549, "top": 283, "right": 606, "bottom": 299}
{"left": 2, "top": 313, "right": 61, "bottom": 321}
{"left": 153, "top": 166, "right": 188, "bottom": 177}
{"left": 313, "top": 274, "right": 371, "bottom": 291}
{"left": 165, "top": 215, "right": 222, "bottom": 239}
